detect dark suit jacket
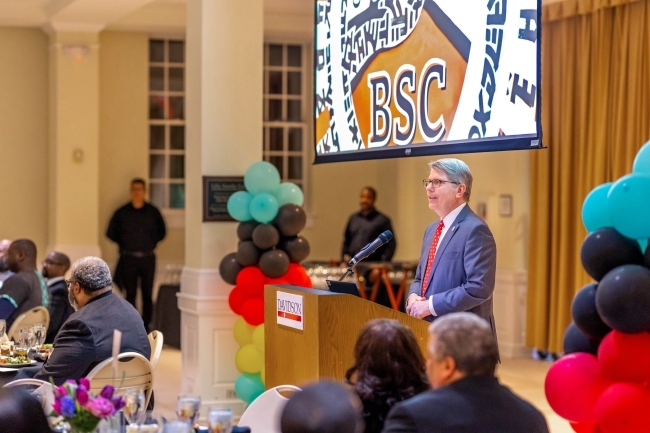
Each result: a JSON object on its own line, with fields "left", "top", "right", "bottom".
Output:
{"left": 45, "top": 280, "right": 75, "bottom": 344}
{"left": 381, "top": 376, "right": 549, "bottom": 433}
{"left": 35, "top": 291, "right": 150, "bottom": 385}
{"left": 408, "top": 205, "right": 498, "bottom": 342}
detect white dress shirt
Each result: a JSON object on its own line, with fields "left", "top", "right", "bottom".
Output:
{"left": 427, "top": 202, "right": 467, "bottom": 316}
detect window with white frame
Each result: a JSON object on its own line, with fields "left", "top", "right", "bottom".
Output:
{"left": 148, "top": 39, "right": 185, "bottom": 209}
{"left": 263, "top": 43, "right": 308, "bottom": 191}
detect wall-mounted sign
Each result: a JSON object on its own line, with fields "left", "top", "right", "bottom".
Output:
{"left": 202, "top": 176, "right": 245, "bottom": 222}
{"left": 277, "top": 291, "right": 304, "bottom": 330}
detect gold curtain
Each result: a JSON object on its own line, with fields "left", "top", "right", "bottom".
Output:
{"left": 527, "top": 0, "right": 650, "bottom": 352}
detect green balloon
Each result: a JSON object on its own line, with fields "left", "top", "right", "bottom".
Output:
{"left": 235, "top": 373, "right": 265, "bottom": 404}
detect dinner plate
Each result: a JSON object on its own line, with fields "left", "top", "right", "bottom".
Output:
{"left": 0, "top": 358, "right": 37, "bottom": 368}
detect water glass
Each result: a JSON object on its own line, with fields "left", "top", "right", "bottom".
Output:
{"left": 33, "top": 324, "right": 46, "bottom": 348}
{"left": 19, "top": 327, "right": 34, "bottom": 351}
{"left": 0, "top": 319, "right": 6, "bottom": 340}
{"left": 123, "top": 389, "right": 146, "bottom": 426}
{"left": 176, "top": 394, "right": 201, "bottom": 426}
{"left": 208, "top": 406, "right": 232, "bottom": 433}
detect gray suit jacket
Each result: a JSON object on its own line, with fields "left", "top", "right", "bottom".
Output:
{"left": 409, "top": 205, "right": 498, "bottom": 341}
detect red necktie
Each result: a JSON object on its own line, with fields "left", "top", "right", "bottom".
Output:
{"left": 421, "top": 220, "right": 445, "bottom": 297}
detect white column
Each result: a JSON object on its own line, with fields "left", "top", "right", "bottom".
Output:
{"left": 47, "top": 29, "right": 102, "bottom": 263}
{"left": 180, "top": 0, "right": 263, "bottom": 415}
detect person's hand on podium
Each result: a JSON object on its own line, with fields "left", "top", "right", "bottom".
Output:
{"left": 406, "top": 294, "right": 431, "bottom": 319}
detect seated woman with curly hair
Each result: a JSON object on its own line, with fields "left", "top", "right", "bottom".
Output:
{"left": 346, "top": 319, "right": 430, "bottom": 433}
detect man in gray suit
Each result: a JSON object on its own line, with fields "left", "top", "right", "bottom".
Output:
{"left": 406, "top": 158, "right": 497, "bottom": 344}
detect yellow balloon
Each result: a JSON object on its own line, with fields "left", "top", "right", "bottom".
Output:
{"left": 261, "top": 364, "right": 265, "bottom": 385}
{"left": 235, "top": 344, "right": 263, "bottom": 374}
{"left": 233, "top": 318, "right": 255, "bottom": 347}
{"left": 253, "top": 324, "right": 265, "bottom": 353}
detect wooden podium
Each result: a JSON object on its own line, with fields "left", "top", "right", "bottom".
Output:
{"left": 264, "top": 284, "right": 430, "bottom": 389}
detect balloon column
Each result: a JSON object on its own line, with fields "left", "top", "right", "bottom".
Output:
{"left": 219, "top": 162, "right": 313, "bottom": 405}
{"left": 545, "top": 141, "right": 650, "bottom": 433}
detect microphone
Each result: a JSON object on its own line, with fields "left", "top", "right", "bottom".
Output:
{"left": 348, "top": 230, "right": 393, "bottom": 267}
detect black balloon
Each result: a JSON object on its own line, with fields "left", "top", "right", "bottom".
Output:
{"left": 252, "top": 224, "right": 280, "bottom": 250}
{"left": 580, "top": 228, "right": 643, "bottom": 281}
{"left": 237, "top": 221, "right": 260, "bottom": 242}
{"left": 280, "top": 236, "right": 310, "bottom": 263}
{"left": 236, "top": 241, "right": 261, "bottom": 267}
{"left": 596, "top": 264, "right": 650, "bottom": 333}
{"left": 219, "top": 252, "right": 242, "bottom": 285}
{"left": 572, "top": 283, "right": 611, "bottom": 340}
{"left": 259, "top": 249, "right": 290, "bottom": 278}
{"left": 563, "top": 322, "right": 600, "bottom": 355}
{"left": 274, "top": 204, "right": 307, "bottom": 237}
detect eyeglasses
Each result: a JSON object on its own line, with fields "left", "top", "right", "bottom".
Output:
{"left": 423, "top": 179, "right": 459, "bottom": 189}
{"left": 43, "top": 259, "right": 64, "bottom": 266}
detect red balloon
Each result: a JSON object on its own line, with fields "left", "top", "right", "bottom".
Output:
{"left": 545, "top": 353, "right": 609, "bottom": 422}
{"left": 570, "top": 421, "right": 596, "bottom": 433}
{"left": 265, "top": 277, "right": 291, "bottom": 285}
{"left": 595, "top": 383, "right": 650, "bottom": 433}
{"left": 236, "top": 266, "right": 265, "bottom": 299}
{"left": 228, "top": 286, "right": 246, "bottom": 315}
{"left": 598, "top": 331, "right": 650, "bottom": 383}
{"left": 242, "top": 298, "right": 265, "bottom": 326}
{"left": 284, "top": 263, "right": 312, "bottom": 287}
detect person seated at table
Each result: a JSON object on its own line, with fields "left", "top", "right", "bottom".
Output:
{"left": 381, "top": 313, "right": 549, "bottom": 433}
{"left": 281, "top": 381, "right": 365, "bottom": 433}
{"left": 0, "top": 387, "right": 52, "bottom": 433}
{"left": 42, "top": 251, "right": 74, "bottom": 343}
{"left": 0, "top": 239, "right": 48, "bottom": 328}
{"left": 346, "top": 319, "right": 429, "bottom": 433}
{"left": 0, "top": 239, "right": 13, "bottom": 288}
{"left": 16, "top": 256, "right": 150, "bottom": 385}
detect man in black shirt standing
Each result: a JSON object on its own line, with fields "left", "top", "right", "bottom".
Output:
{"left": 107, "top": 178, "right": 166, "bottom": 331}
{"left": 342, "top": 187, "right": 396, "bottom": 264}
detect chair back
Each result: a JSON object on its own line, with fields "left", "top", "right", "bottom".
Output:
{"left": 3, "top": 378, "right": 54, "bottom": 414}
{"left": 238, "top": 385, "right": 301, "bottom": 433}
{"left": 7, "top": 306, "right": 50, "bottom": 341}
{"left": 148, "top": 330, "right": 164, "bottom": 371}
{"left": 86, "top": 351, "right": 154, "bottom": 409}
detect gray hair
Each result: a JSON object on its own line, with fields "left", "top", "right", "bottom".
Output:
{"left": 428, "top": 313, "right": 498, "bottom": 377}
{"left": 428, "top": 158, "right": 473, "bottom": 201}
{"left": 70, "top": 257, "right": 113, "bottom": 291}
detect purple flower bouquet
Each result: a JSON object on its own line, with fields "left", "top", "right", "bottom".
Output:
{"left": 51, "top": 378, "right": 125, "bottom": 433}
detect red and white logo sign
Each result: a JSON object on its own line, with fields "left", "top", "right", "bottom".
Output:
{"left": 277, "top": 291, "right": 304, "bottom": 330}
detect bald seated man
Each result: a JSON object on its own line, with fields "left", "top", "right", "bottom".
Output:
{"left": 0, "top": 239, "right": 48, "bottom": 328}
{"left": 0, "top": 239, "right": 13, "bottom": 287}
{"left": 382, "top": 313, "right": 548, "bottom": 433}
{"left": 42, "top": 252, "right": 73, "bottom": 343}
{"left": 281, "top": 381, "right": 365, "bottom": 433}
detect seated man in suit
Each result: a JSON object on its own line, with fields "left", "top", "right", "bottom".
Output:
{"left": 16, "top": 256, "right": 150, "bottom": 385}
{"left": 0, "top": 239, "right": 48, "bottom": 328}
{"left": 382, "top": 313, "right": 548, "bottom": 433}
{"left": 406, "top": 158, "right": 498, "bottom": 346}
{"left": 41, "top": 252, "right": 74, "bottom": 343}
{"left": 281, "top": 381, "right": 364, "bottom": 433}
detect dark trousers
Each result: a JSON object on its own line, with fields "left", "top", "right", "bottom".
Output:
{"left": 121, "top": 255, "right": 156, "bottom": 330}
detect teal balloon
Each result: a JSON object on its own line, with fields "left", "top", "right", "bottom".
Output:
{"left": 249, "top": 193, "right": 279, "bottom": 223}
{"left": 234, "top": 373, "right": 265, "bottom": 404}
{"left": 633, "top": 140, "right": 650, "bottom": 175}
{"left": 274, "top": 183, "right": 304, "bottom": 207}
{"left": 581, "top": 183, "right": 613, "bottom": 232}
{"left": 245, "top": 162, "right": 281, "bottom": 195}
{"left": 607, "top": 174, "right": 650, "bottom": 239}
{"left": 227, "top": 191, "right": 253, "bottom": 221}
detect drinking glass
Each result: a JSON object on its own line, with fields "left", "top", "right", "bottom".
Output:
{"left": 163, "top": 421, "right": 191, "bottom": 433}
{"left": 176, "top": 394, "right": 201, "bottom": 426}
{"left": 19, "top": 327, "right": 35, "bottom": 351}
{"left": 208, "top": 406, "right": 232, "bottom": 433}
{"left": 33, "top": 324, "right": 46, "bottom": 348}
{"left": 0, "top": 319, "right": 6, "bottom": 340}
{"left": 123, "top": 389, "right": 146, "bottom": 426}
